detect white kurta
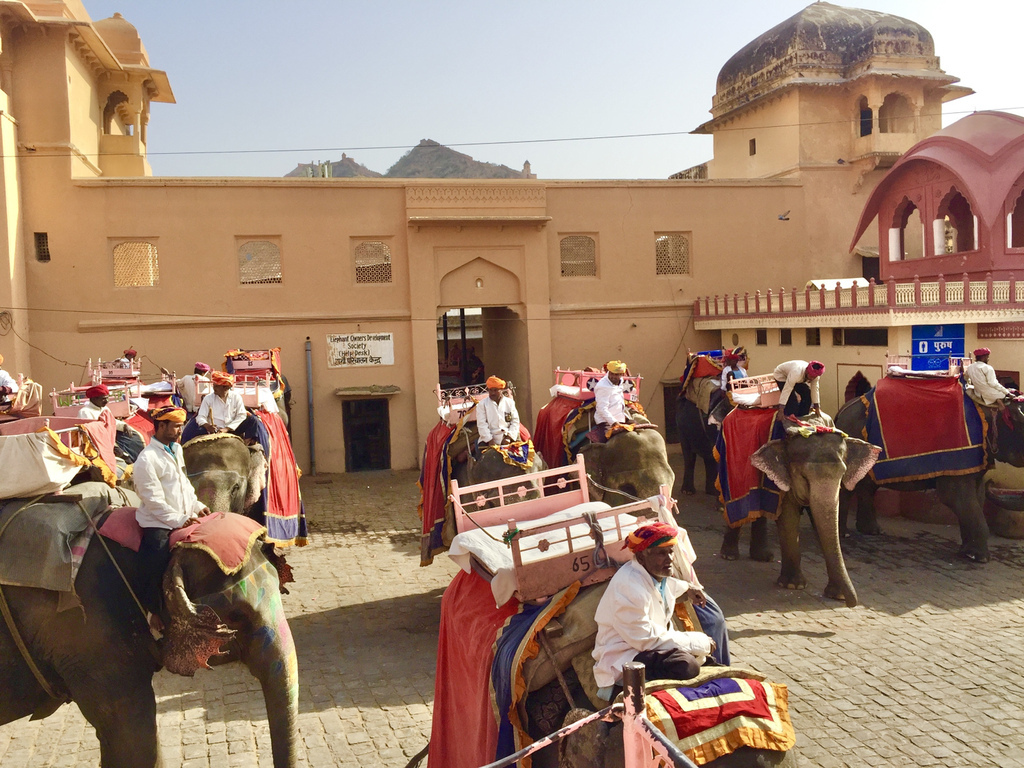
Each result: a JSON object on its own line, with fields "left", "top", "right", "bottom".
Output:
{"left": 178, "top": 373, "right": 210, "bottom": 412}
{"left": 965, "top": 361, "right": 1012, "bottom": 407}
{"left": 592, "top": 559, "right": 712, "bottom": 688}
{"left": 0, "top": 368, "right": 18, "bottom": 394}
{"left": 134, "top": 439, "right": 205, "bottom": 529}
{"left": 197, "top": 389, "right": 247, "bottom": 430}
{"left": 78, "top": 402, "right": 126, "bottom": 432}
{"left": 720, "top": 365, "right": 747, "bottom": 391}
{"left": 593, "top": 375, "right": 627, "bottom": 425}
{"left": 475, "top": 395, "right": 520, "bottom": 444}
{"left": 773, "top": 360, "right": 820, "bottom": 407}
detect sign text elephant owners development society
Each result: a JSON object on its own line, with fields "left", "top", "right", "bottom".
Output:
{"left": 326, "top": 333, "right": 395, "bottom": 367}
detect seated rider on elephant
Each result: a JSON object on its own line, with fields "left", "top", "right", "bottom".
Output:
{"left": 195, "top": 371, "right": 260, "bottom": 443}
{"left": 78, "top": 383, "right": 145, "bottom": 463}
{"left": 965, "top": 347, "right": 1018, "bottom": 457}
{"left": 133, "top": 406, "right": 211, "bottom": 624}
{"left": 774, "top": 359, "right": 825, "bottom": 418}
{"left": 592, "top": 522, "right": 729, "bottom": 702}
{"left": 593, "top": 360, "right": 633, "bottom": 441}
{"left": 474, "top": 375, "right": 520, "bottom": 458}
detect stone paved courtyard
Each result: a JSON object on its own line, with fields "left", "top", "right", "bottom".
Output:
{"left": 2, "top": 456, "right": 1024, "bottom": 767}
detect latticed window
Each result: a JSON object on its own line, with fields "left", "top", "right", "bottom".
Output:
{"left": 238, "top": 240, "right": 282, "bottom": 284}
{"left": 354, "top": 241, "right": 392, "bottom": 283}
{"left": 655, "top": 233, "right": 690, "bottom": 275}
{"left": 559, "top": 236, "right": 596, "bottom": 277}
{"left": 113, "top": 241, "right": 159, "bottom": 287}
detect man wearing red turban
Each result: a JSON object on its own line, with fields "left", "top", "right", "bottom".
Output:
{"left": 178, "top": 362, "right": 212, "bottom": 416}
{"left": 592, "top": 521, "right": 725, "bottom": 700}
{"left": 78, "top": 383, "right": 144, "bottom": 462}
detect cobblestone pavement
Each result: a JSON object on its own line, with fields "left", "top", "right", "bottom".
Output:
{"left": 2, "top": 454, "right": 1024, "bottom": 767}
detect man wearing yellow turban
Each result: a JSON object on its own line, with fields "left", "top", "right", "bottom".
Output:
{"left": 133, "top": 405, "right": 209, "bottom": 617}
{"left": 594, "top": 361, "right": 631, "bottom": 433}
{"left": 475, "top": 375, "right": 520, "bottom": 455}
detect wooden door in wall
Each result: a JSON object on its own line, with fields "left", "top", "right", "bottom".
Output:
{"left": 342, "top": 398, "right": 391, "bottom": 471}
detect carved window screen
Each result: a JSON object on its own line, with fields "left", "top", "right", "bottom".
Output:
{"left": 559, "top": 236, "right": 597, "bottom": 277}
{"left": 113, "top": 241, "right": 159, "bottom": 287}
{"left": 239, "top": 240, "right": 282, "bottom": 284}
{"left": 354, "top": 241, "right": 392, "bottom": 284}
{"left": 655, "top": 233, "right": 690, "bottom": 275}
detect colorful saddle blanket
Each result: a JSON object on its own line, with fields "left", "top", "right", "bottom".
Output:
{"left": 534, "top": 395, "right": 587, "bottom": 467}
{"left": 715, "top": 408, "right": 784, "bottom": 527}
{"left": 99, "top": 509, "right": 266, "bottom": 575}
{"left": 483, "top": 439, "right": 536, "bottom": 469}
{"left": 865, "top": 376, "right": 986, "bottom": 483}
{"left": 646, "top": 677, "right": 795, "bottom": 765}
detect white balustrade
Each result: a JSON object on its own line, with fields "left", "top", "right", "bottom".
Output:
{"left": 920, "top": 282, "right": 939, "bottom": 305}
{"left": 993, "top": 281, "right": 1010, "bottom": 303}
{"left": 969, "top": 281, "right": 988, "bottom": 303}
{"left": 946, "top": 282, "right": 964, "bottom": 303}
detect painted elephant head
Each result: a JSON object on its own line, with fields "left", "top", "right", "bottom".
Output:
{"left": 0, "top": 519, "right": 297, "bottom": 768}
{"left": 580, "top": 427, "right": 675, "bottom": 505}
{"left": 751, "top": 415, "right": 880, "bottom": 607}
{"left": 163, "top": 542, "right": 298, "bottom": 768}
{"left": 183, "top": 433, "right": 267, "bottom": 515}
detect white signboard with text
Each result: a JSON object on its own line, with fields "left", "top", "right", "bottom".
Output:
{"left": 326, "top": 333, "right": 394, "bottom": 368}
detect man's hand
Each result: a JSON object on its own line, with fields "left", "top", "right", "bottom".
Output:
{"left": 685, "top": 588, "right": 707, "bottom": 608}
{"left": 203, "top": 422, "right": 217, "bottom": 434}
{"left": 184, "top": 517, "right": 203, "bottom": 527}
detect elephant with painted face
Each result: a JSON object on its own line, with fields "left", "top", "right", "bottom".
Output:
{"left": 835, "top": 394, "right": 1024, "bottom": 562}
{"left": 183, "top": 432, "right": 267, "bottom": 516}
{"left": 0, "top": 514, "right": 298, "bottom": 767}
{"left": 580, "top": 417, "right": 675, "bottom": 506}
{"left": 723, "top": 414, "right": 880, "bottom": 607}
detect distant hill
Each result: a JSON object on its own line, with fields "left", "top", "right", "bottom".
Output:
{"left": 284, "top": 154, "right": 382, "bottom": 179}
{"left": 284, "top": 140, "right": 534, "bottom": 179}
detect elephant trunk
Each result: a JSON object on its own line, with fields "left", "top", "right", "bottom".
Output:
{"left": 244, "top": 591, "right": 300, "bottom": 768}
{"left": 808, "top": 479, "right": 858, "bottom": 608}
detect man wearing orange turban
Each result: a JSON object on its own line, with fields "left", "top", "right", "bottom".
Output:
{"left": 197, "top": 371, "right": 247, "bottom": 434}
{"left": 475, "top": 375, "right": 520, "bottom": 455}
{"left": 592, "top": 521, "right": 725, "bottom": 699}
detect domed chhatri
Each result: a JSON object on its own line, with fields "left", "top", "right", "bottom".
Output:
{"left": 712, "top": 1, "right": 948, "bottom": 119}
{"left": 93, "top": 12, "right": 149, "bottom": 67}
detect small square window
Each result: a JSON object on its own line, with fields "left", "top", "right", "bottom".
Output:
{"left": 806, "top": 328, "right": 821, "bottom": 346}
{"left": 755, "top": 329, "right": 767, "bottom": 346}
{"left": 34, "top": 232, "right": 50, "bottom": 262}
{"left": 780, "top": 329, "right": 792, "bottom": 345}
{"left": 749, "top": 138, "right": 757, "bottom": 156}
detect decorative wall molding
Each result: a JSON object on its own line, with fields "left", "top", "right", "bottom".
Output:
{"left": 406, "top": 185, "right": 546, "bottom": 207}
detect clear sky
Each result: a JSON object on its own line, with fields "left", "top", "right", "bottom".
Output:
{"left": 84, "top": 0, "right": 1022, "bottom": 179}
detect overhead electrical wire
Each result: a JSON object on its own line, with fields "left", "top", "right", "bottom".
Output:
{"left": 13, "top": 105, "right": 1024, "bottom": 161}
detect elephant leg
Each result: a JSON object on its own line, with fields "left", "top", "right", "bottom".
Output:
{"left": 71, "top": 673, "right": 160, "bottom": 768}
{"left": 839, "top": 487, "right": 853, "bottom": 537}
{"left": 937, "top": 475, "right": 990, "bottom": 563}
{"left": 854, "top": 481, "right": 882, "bottom": 535}
{"left": 720, "top": 525, "right": 741, "bottom": 560}
{"left": 748, "top": 516, "right": 774, "bottom": 562}
{"left": 701, "top": 450, "right": 718, "bottom": 495}
{"left": 680, "top": 447, "right": 697, "bottom": 495}
{"left": 775, "top": 500, "right": 806, "bottom": 591}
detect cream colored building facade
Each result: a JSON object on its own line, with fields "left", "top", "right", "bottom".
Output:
{"left": 2, "top": 1, "right": 973, "bottom": 471}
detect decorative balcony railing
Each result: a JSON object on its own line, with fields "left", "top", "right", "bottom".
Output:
{"left": 694, "top": 273, "right": 1024, "bottom": 320}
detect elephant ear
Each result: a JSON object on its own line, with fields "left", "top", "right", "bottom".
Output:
{"left": 244, "top": 444, "right": 268, "bottom": 510}
{"left": 842, "top": 438, "right": 881, "bottom": 490}
{"left": 751, "top": 440, "right": 790, "bottom": 491}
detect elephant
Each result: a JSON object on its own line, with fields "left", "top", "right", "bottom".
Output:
{"left": 183, "top": 432, "right": 268, "bottom": 516}
{"left": 722, "top": 414, "right": 880, "bottom": 607}
{"left": 834, "top": 394, "right": 1024, "bottom": 563}
{"left": 580, "top": 418, "right": 675, "bottom": 505}
{"left": 675, "top": 394, "right": 732, "bottom": 496}
{"left": 0, "top": 512, "right": 298, "bottom": 767}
